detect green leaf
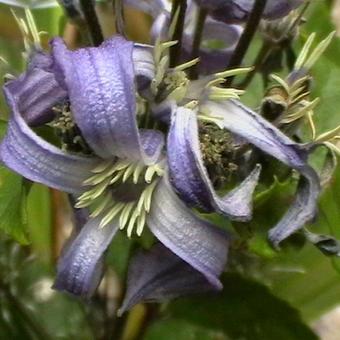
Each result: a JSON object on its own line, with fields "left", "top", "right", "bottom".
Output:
{"left": 167, "top": 273, "right": 318, "bottom": 340}
{"left": 0, "top": 167, "right": 29, "bottom": 244}
{"left": 145, "top": 319, "right": 229, "bottom": 340}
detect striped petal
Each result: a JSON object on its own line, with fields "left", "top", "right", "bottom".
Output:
{"left": 5, "top": 51, "right": 66, "bottom": 126}
{"left": 53, "top": 216, "right": 119, "bottom": 298}
{"left": 51, "top": 36, "right": 163, "bottom": 164}
{"left": 168, "top": 107, "right": 261, "bottom": 221}
{"left": 147, "top": 177, "right": 229, "bottom": 289}
{"left": 119, "top": 243, "right": 216, "bottom": 313}
{"left": 204, "top": 99, "right": 320, "bottom": 245}
{"left": 0, "top": 88, "right": 98, "bottom": 194}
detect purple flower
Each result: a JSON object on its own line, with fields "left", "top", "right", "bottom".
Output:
{"left": 0, "top": 29, "right": 321, "bottom": 313}
{"left": 0, "top": 35, "right": 232, "bottom": 307}
{"left": 194, "top": 0, "right": 305, "bottom": 23}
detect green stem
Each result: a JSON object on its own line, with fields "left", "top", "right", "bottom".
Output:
{"left": 188, "top": 7, "right": 208, "bottom": 80}
{"left": 79, "top": 0, "right": 104, "bottom": 46}
{"left": 169, "top": 0, "right": 187, "bottom": 67}
{"left": 225, "top": 0, "right": 267, "bottom": 87}
{"left": 113, "top": 0, "right": 126, "bottom": 36}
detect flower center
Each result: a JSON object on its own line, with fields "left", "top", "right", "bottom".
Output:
{"left": 75, "top": 159, "right": 164, "bottom": 237}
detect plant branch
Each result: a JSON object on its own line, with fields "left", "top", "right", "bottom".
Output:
{"left": 188, "top": 7, "right": 207, "bottom": 79}
{"left": 113, "top": 0, "right": 126, "bottom": 36}
{"left": 169, "top": 0, "right": 187, "bottom": 67}
{"left": 225, "top": 0, "right": 267, "bottom": 87}
{"left": 79, "top": 0, "right": 104, "bottom": 46}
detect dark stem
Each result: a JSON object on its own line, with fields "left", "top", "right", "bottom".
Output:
{"left": 225, "top": 0, "right": 267, "bottom": 87}
{"left": 238, "top": 41, "right": 272, "bottom": 89}
{"left": 79, "top": 0, "right": 104, "bottom": 46}
{"left": 113, "top": 0, "right": 126, "bottom": 36}
{"left": 188, "top": 7, "right": 207, "bottom": 79}
{"left": 169, "top": 0, "right": 187, "bottom": 67}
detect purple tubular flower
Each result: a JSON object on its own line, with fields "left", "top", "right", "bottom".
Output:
{"left": 119, "top": 243, "right": 218, "bottom": 314}
{"left": 168, "top": 107, "right": 261, "bottom": 221}
{"left": 0, "top": 34, "right": 230, "bottom": 302}
{"left": 195, "top": 0, "right": 304, "bottom": 23}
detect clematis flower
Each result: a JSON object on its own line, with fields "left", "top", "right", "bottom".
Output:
{"left": 194, "top": 0, "right": 305, "bottom": 24}
{"left": 1, "top": 35, "right": 256, "bottom": 301}
{"left": 0, "top": 21, "right": 322, "bottom": 313}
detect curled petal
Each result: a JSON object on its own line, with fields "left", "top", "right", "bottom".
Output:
{"left": 119, "top": 243, "right": 215, "bottom": 314}
{"left": 168, "top": 107, "right": 261, "bottom": 221}
{"left": 147, "top": 177, "right": 229, "bottom": 288}
{"left": 51, "top": 36, "right": 163, "bottom": 164}
{"left": 204, "top": 99, "right": 320, "bottom": 244}
{"left": 0, "top": 89, "right": 98, "bottom": 194}
{"left": 53, "top": 216, "right": 119, "bottom": 298}
{"left": 5, "top": 51, "right": 66, "bottom": 126}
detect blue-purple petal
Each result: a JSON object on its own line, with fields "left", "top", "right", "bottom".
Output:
{"left": 5, "top": 51, "right": 66, "bottom": 126}
{"left": 0, "top": 89, "right": 98, "bottom": 194}
{"left": 147, "top": 177, "right": 229, "bottom": 289}
{"left": 196, "top": 0, "right": 304, "bottom": 23}
{"left": 119, "top": 243, "right": 216, "bottom": 313}
{"left": 53, "top": 216, "right": 119, "bottom": 298}
{"left": 168, "top": 107, "right": 261, "bottom": 221}
{"left": 204, "top": 99, "right": 320, "bottom": 244}
{"left": 51, "top": 36, "right": 163, "bottom": 164}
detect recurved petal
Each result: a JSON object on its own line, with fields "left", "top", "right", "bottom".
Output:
{"left": 147, "top": 177, "right": 229, "bottom": 289}
{"left": 168, "top": 107, "right": 261, "bottom": 221}
{"left": 53, "top": 216, "right": 120, "bottom": 298}
{"left": 0, "top": 89, "right": 98, "bottom": 194}
{"left": 268, "top": 167, "right": 320, "bottom": 246}
{"left": 203, "top": 99, "right": 320, "bottom": 244}
{"left": 51, "top": 36, "right": 163, "bottom": 164}
{"left": 119, "top": 243, "right": 215, "bottom": 314}
{"left": 5, "top": 51, "right": 67, "bottom": 126}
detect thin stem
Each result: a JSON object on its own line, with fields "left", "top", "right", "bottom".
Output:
{"left": 169, "top": 0, "right": 187, "bottom": 67}
{"left": 188, "top": 7, "right": 207, "bottom": 79}
{"left": 225, "top": 0, "right": 267, "bottom": 87}
{"left": 113, "top": 0, "right": 126, "bottom": 36}
{"left": 79, "top": 0, "right": 104, "bottom": 46}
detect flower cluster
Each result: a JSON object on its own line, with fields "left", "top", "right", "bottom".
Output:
{"left": 1, "top": 0, "right": 339, "bottom": 312}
